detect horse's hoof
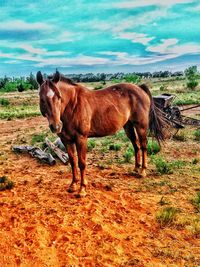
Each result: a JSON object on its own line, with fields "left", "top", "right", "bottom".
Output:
{"left": 67, "top": 184, "right": 78, "bottom": 193}
{"left": 140, "top": 169, "right": 147, "bottom": 177}
{"left": 75, "top": 189, "right": 87, "bottom": 198}
{"left": 134, "top": 167, "right": 140, "bottom": 173}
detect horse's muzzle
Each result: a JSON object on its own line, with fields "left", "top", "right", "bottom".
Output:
{"left": 49, "top": 122, "right": 63, "bottom": 134}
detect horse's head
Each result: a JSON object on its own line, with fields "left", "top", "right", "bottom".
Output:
{"left": 36, "top": 70, "right": 63, "bottom": 134}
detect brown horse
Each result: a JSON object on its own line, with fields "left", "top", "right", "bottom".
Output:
{"left": 37, "top": 70, "right": 167, "bottom": 197}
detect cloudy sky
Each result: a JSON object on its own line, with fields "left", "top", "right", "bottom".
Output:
{"left": 0, "top": 0, "right": 200, "bottom": 76}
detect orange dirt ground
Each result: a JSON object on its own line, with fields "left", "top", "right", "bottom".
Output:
{"left": 0, "top": 116, "right": 199, "bottom": 267}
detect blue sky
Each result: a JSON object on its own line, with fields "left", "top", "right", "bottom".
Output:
{"left": 0, "top": 0, "right": 200, "bottom": 76}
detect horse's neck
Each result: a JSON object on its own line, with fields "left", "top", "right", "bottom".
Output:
{"left": 59, "top": 82, "right": 85, "bottom": 115}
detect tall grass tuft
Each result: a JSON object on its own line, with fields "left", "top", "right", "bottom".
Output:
{"left": 156, "top": 206, "right": 179, "bottom": 227}
{"left": 87, "top": 139, "right": 96, "bottom": 151}
{"left": 0, "top": 176, "right": 14, "bottom": 191}
{"left": 147, "top": 139, "right": 160, "bottom": 155}
{"left": 151, "top": 156, "right": 186, "bottom": 174}
{"left": 194, "top": 129, "right": 200, "bottom": 141}
{"left": 191, "top": 191, "right": 200, "bottom": 212}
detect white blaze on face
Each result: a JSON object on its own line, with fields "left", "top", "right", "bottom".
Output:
{"left": 47, "top": 88, "right": 55, "bottom": 98}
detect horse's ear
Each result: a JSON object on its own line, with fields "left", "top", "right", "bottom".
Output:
{"left": 36, "top": 71, "right": 44, "bottom": 85}
{"left": 52, "top": 70, "right": 60, "bottom": 84}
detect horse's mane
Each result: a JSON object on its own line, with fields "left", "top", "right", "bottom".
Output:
{"left": 47, "top": 75, "right": 77, "bottom": 86}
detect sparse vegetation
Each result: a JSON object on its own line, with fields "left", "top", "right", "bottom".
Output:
{"left": 147, "top": 139, "right": 160, "bottom": 155}
{"left": 31, "top": 133, "right": 46, "bottom": 145}
{"left": 191, "top": 192, "right": 200, "bottom": 212}
{"left": 87, "top": 139, "right": 96, "bottom": 151}
{"left": 109, "top": 143, "right": 122, "bottom": 151}
{"left": 173, "top": 131, "right": 188, "bottom": 141}
{"left": 0, "top": 98, "right": 10, "bottom": 106}
{"left": 194, "top": 129, "right": 200, "bottom": 141}
{"left": 156, "top": 207, "right": 179, "bottom": 227}
{"left": 94, "top": 85, "right": 103, "bottom": 90}
{"left": 151, "top": 156, "right": 186, "bottom": 174}
{"left": 124, "top": 147, "right": 134, "bottom": 163}
{"left": 0, "top": 176, "right": 14, "bottom": 191}
{"left": 0, "top": 104, "right": 40, "bottom": 120}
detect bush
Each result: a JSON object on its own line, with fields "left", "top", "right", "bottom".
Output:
{"left": 152, "top": 156, "right": 173, "bottom": 174}
{"left": 124, "top": 147, "right": 134, "bottom": 163}
{"left": 124, "top": 74, "right": 141, "bottom": 84}
{"left": 94, "top": 85, "right": 103, "bottom": 90}
{"left": 87, "top": 139, "right": 96, "bottom": 151}
{"left": 159, "top": 85, "right": 167, "bottom": 91}
{"left": 31, "top": 133, "right": 46, "bottom": 145}
{"left": 187, "top": 80, "right": 198, "bottom": 90}
{"left": 109, "top": 143, "right": 122, "bottom": 151}
{"left": 147, "top": 140, "right": 160, "bottom": 155}
{"left": 173, "top": 131, "right": 188, "bottom": 142}
{"left": 156, "top": 206, "right": 179, "bottom": 226}
{"left": 0, "top": 176, "right": 14, "bottom": 191}
{"left": 194, "top": 129, "right": 200, "bottom": 141}
{"left": 191, "top": 192, "right": 200, "bottom": 212}
{"left": 152, "top": 156, "right": 186, "bottom": 174}
{"left": 0, "top": 98, "right": 10, "bottom": 106}
{"left": 3, "top": 82, "right": 17, "bottom": 92}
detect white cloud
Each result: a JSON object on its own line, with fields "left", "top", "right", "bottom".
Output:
{"left": 35, "top": 55, "right": 111, "bottom": 67}
{"left": 115, "top": 32, "right": 154, "bottom": 45}
{"left": 20, "top": 44, "right": 45, "bottom": 55}
{"left": 98, "top": 51, "right": 128, "bottom": 57}
{"left": 88, "top": 8, "right": 168, "bottom": 35}
{"left": 186, "top": 3, "right": 200, "bottom": 11}
{"left": 0, "top": 20, "right": 52, "bottom": 31}
{"left": 147, "top": 39, "right": 200, "bottom": 56}
{"left": 147, "top": 39, "right": 179, "bottom": 53}
{"left": 58, "top": 31, "right": 75, "bottom": 42}
{"left": 114, "top": 0, "right": 194, "bottom": 9}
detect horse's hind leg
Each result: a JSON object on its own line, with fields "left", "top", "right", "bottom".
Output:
{"left": 135, "top": 126, "right": 148, "bottom": 177}
{"left": 124, "top": 122, "right": 141, "bottom": 173}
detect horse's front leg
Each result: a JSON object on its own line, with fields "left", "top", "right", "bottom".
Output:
{"left": 75, "top": 136, "right": 88, "bottom": 198}
{"left": 66, "top": 143, "right": 79, "bottom": 193}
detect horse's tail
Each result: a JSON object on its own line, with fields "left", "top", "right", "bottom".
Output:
{"left": 139, "top": 84, "right": 169, "bottom": 143}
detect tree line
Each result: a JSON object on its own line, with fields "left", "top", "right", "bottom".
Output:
{"left": 0, "top": 66, "right": 199, "bottom": 92}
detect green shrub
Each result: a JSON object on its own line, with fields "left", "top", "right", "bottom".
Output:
{"left": 191, "top": 158, "right": 199, "bottom": 165}
{"left": 173, "top": 131, "right": 188, "bottom": 142}
{"left": 31, "top": 133, "right": 46, "bottom": 145}
{"left": 187, "top": 80, "right": 198, "bottom": 90}
{"left": 194, "top": 129, "right": 200, "bottom": 141}
{"left": 191, "top": 192, "right": 200, "bottom": 212}
{"left": 152, "top": 156, "right": 186, "bottom": 174}
{"left": 87, "top": 139, "right": 96, "bottom": 151}
{"left": 124, "top": 74, "right": 141, "bottom": 84}
{"left": 156, "top": 206, "right": 179, "bottom": 226}
{"left": 0, "top": 176, "right": 14, "bottom": 191}
{"left": 0, "top": 105, "right": 40, "bottom": 120}
{"left": 0, "top": 98, "right": 10, "bottom": 106}
{"left": 147, "top": 140, "right": 160, "bottom": 155}
{"left": 124, "top": 147, "right": 134, "bottom": 163}
{"left": 159, "top": 85, "right": 167, "bottom": 91}
{"left": 109, "top": 143, "right": 122, "bottom": 151}
{"left": 152, "top": 156, "right": 173, "bottom": 174}
{"left": 94, "top": 85, "right": 103, "bottom": 90}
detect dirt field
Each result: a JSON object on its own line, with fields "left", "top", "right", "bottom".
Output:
{"left": 0, "top": 114, "right": 200, "bottom": 266}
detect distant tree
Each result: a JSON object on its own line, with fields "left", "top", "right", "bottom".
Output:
{"left": 26, "top": 72, "right": 38, "bottom": 90}
{"left": 124, "top": 74, "right": 141, "bottom": 84}
{"left": 17, "top": 83, "right": 25, "bottom": 92}
{"left": 185, "top": 66, "right": 199, "bottom": 90}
